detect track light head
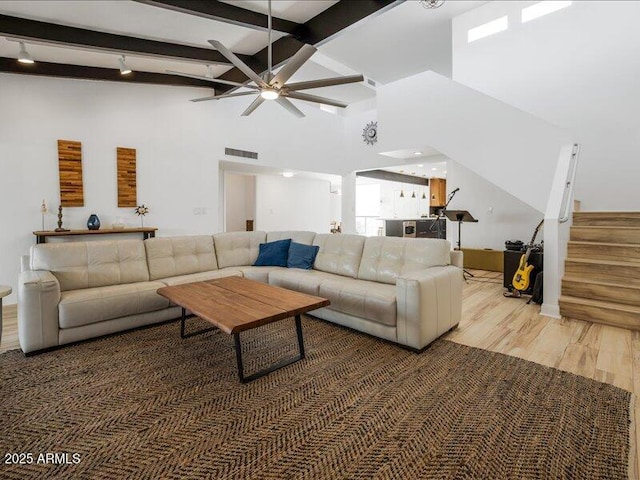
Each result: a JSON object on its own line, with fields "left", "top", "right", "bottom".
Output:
{"left": 18, "top": 42, "right": 34, "bottom": 64}
{"left": 118, "top": 55, "right": 132, "bottom": 75}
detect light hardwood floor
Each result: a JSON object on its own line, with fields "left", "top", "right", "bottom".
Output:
{"left": 1, "top": 271, "right": 638, "bottom": 473}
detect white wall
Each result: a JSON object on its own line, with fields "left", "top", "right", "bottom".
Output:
{"left": 446, "top": 160, "right": 543, "bottom": 250}
{"left": 224, "top": 173, "right": 255, "bottom": 232}
{"left": 254, "top": 175, "right": 332, "bottom": 233}
{"left": 0, "top": 75, "right": 221, "bottom": 303}
{"left": 452, "top": 0, "right": 640, "bottom": 211}
{"left": 376, "top": 70, "right": 571, "bottom": 213}
{"left": 0, "top": 73, "right": 349, "bottom": 303}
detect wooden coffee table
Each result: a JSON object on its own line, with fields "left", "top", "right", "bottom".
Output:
{"left": 157, "top": 277, "right": 329, "bottom": 383}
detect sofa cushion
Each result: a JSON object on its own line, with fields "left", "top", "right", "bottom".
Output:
{"left": 358, "top": 237, "right": 452, "bottom": 285}
{"left": 145, "top": 236, "right": 217, "bottom": 281}
{"left": 159, "top": 268, "right": 242, "bottom": 287}
{"left": 238, "top": 266, "right": 288, "bottom": 284}
{"left": 287, "top": 242, "right": 320, "bottom": 270}
{"left": 319, "top": 278, "right": 397, "bottom": 327}
{"left": 31, "top": 240, "right": 149, "bottom": 292}
{"left": 313, "top": 234, "right": 365, "bottom": 279}
{"left": 266, "top": 231, "right": 316, "bottom": 245}
{"left": 214, "top": 231, "right": 267, "bottom": 268}
{"left": 253, "top": 239, "right": 292, "bottom": 267}
{"left": 58, "top": 281, "right": 169, "bottom": 329}
{"left": 268, "top": 269, "right": 337, "bottom": 296}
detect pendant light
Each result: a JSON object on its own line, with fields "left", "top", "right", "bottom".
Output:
{"left": 411, "top": 191, "right": 416, "bottom": 199}
{"left": 399, "top": 189, "right": 405, "bottom": 198}
{"left": 422, "top": 190, "right": 427, "bottom": 200}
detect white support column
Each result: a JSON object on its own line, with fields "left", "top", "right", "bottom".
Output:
{"left": 341, "top": 172, "right": 357, "bottom": 234}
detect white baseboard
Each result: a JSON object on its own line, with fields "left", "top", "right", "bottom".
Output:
{"left": 540, "top": 303, "right": 560, "bottom": 319}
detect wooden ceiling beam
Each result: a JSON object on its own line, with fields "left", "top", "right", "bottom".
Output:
{"left": 357, "top": 170, "right": 429, "bottom": 186}
{"left": 0, "top": 14, "right": 259, "bottom": 67}
{"left": 0, "top": 57, "right": 215, "bottom": 88}
{"left": 134, "top": 0, "right": 301, "bottom": 34}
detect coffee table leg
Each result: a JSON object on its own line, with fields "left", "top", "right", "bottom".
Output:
{"left": 233, "top": 316, "right": 306, "bottom": 384}
{"left": 295, "top": 314, "right": 305, "bottom": 359}
{"left": 180, "top": 307, "right": 218, "bottom": 339}
{"left": 234, "top": 333, "right": 246, "bottom": 383}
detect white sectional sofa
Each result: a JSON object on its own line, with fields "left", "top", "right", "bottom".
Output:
{"left": 18, "top": 231, "right": 463, "bottom": 354}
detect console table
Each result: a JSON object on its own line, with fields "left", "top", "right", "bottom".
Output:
{"left": 0, "top": 285, "right": 12, "bottom": 345}
{"left": 33, "top": 227, "right": 157, "bottom": 244}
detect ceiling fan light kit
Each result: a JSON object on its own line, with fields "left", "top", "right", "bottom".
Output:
{"left": 167, "top": 0, "right": 364, "bottom": 117}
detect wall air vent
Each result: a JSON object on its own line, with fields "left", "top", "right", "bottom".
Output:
{"left": 367, "top": 78, "right": 376, "bottom": 87}
{"left": 225, "top": 148, "right": 258, "bottom": 160}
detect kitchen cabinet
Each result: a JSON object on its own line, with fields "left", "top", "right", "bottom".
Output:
{"left": 430, "top": 178, "right": 446, "bottom": 207}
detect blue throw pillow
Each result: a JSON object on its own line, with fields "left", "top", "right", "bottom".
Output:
{"left": 287, "top": 242, "right": 320, "bottom": 270}
{"left": 253, "top": 239, "right": 292, "bottom": 267}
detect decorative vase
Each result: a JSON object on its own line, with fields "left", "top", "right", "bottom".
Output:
{"left": 87, "top": 214, "right": 101, "bottom": 230}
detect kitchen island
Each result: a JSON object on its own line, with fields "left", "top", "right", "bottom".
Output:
{"left": 384, "top": 218, "right": 446, "bottom": 239}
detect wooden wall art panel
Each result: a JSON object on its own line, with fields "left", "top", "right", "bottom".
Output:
{"left": 117, "top": 147, "right": 137, "bottom": 207}
{"left": 57, "top": 140, "right": 84, "bottom": 207}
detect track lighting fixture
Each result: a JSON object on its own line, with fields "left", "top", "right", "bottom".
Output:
{"left": 118, "top": 55, "right": 132, "bottom": 75}
{"left": 17, "top": 42, "right": 34, "bottom": 64}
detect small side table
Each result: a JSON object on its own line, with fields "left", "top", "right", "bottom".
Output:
{"left": 0, "top": 286, "right": 12, "bottom": 345}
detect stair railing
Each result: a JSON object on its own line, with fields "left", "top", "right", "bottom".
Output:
{"left": 541, "top": 142, "right": 580, "bottom": 319}
{"left": 558, "top": 143, "right": 580, "bottom": 223}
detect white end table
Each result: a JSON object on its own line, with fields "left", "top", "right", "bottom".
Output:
{"left": 0, "top": 286, "right": 12, "bottom": 345}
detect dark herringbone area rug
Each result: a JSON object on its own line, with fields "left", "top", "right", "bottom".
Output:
{"left": 0, "top": 317, "right": 632, "bottom": 479}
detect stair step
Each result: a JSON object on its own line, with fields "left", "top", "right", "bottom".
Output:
{"left": 564, "top": 258, "right": 640, "bottom": 287}
{"left": 562, "top": 276, "right": 640, "bottom": 307}
{"left": 570, "top": 226, "right": 640, "bottom": 245}
{"left": 567, "top": 241, "right": 640, "bottom": 264}
{"left": 560, "top": 295, "right": 640, "bottom": 330}
{"left": 573, "top": 211, "right": 640, "bottom": 227}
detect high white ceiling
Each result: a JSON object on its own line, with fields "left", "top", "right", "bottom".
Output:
{"left": 0, "top": 0, "right": 483, "bottom": 98}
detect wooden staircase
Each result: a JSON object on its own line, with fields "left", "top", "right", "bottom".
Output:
{"left": 560, "top": 212, "right": 640, "bottom": 329}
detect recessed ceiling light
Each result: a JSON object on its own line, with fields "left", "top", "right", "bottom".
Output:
{"left": 282, "top": 171, "right": 294, "bottom": 178}
{"left": 431, "top": 167, "right": 437, "bottom": 171}
{"left": 413, "top": 151, "right": 422, "bottom": 155}
{"left": 444, "top": 171, "right": 447, "bottom": 174}
{"left": 522, "top": 1, "right": 572, "bottom": 23}
{"left": 468, "top": 16, "right": 508, "bottom": 43}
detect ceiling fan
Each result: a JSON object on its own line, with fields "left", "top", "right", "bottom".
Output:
{"left": 167, "top": 0, "right": 364, "bottom": 118}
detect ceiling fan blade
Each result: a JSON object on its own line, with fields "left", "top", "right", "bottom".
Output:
{"left": 209, "top": 40, "right": 268, "bottom": 88}
{"left": 167, "top": 70, "right": 259, "bottom": 89}
{"left": 285, "top": 74, "right": 364, "bottom": 92}
{"left": 270, "top": 44, "right": 317, "bottom": 88}
{"left": 190, "top": 92, "right": 258, "bottom": 103}
{"left": 241, "top": 96, "right": 266, "bottom": 116}
{"left": 276, "top": 97, "right": 305, "bottom": 118}
{"left": 285, "top": 92, "right": 348, "bottom": 109}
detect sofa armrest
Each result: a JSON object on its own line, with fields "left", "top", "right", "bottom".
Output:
{"left": 396, "top": 265, "right": 463, "bottom": 350}
{"left": 18, "top": 270, "right": 61, "bottom": 354}
{"left": 450, "top": 250, "right": 463, "bottom": 269}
